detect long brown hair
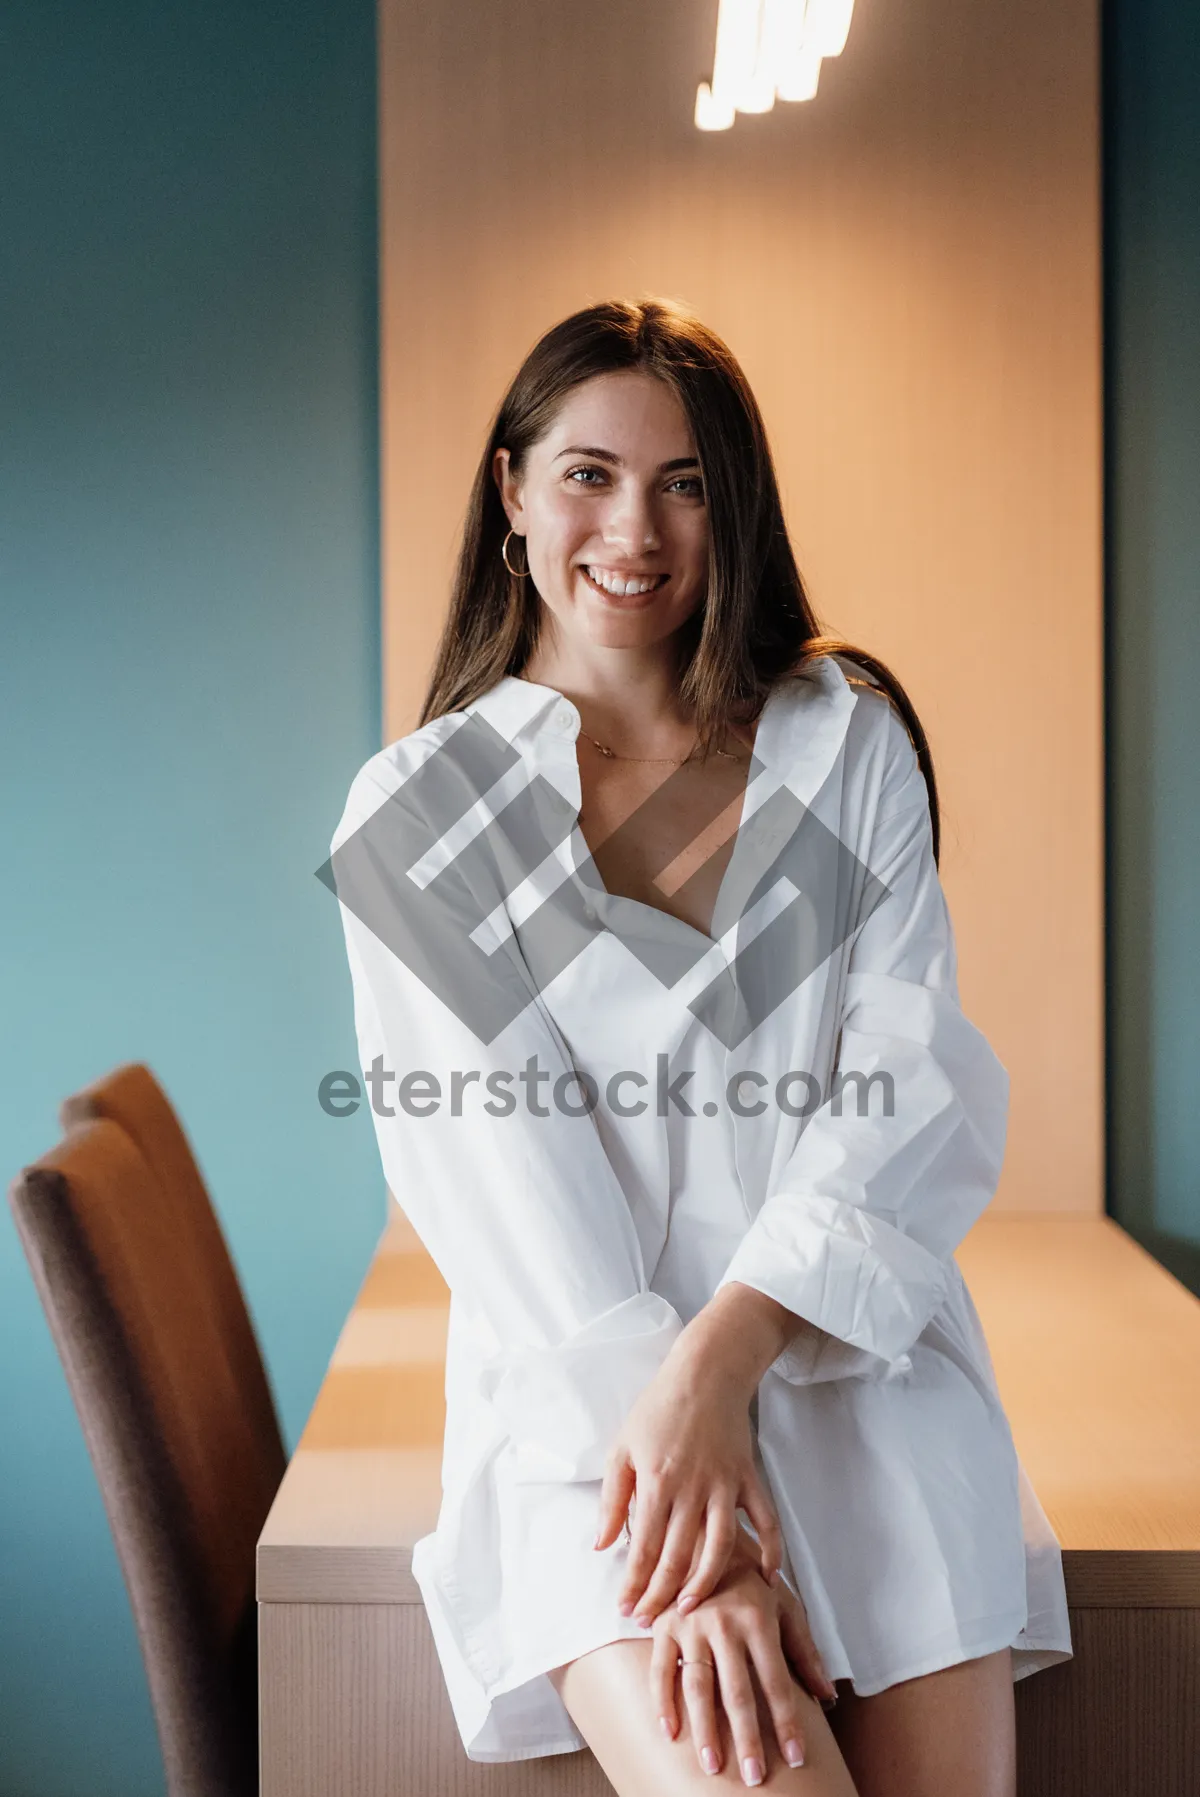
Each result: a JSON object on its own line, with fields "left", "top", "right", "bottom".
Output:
{"left": 419, "top": 297, "right": 941, "bottom": 864}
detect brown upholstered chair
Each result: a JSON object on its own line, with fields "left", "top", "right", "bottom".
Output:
{"left": 58, "top": 1061, "right": 285, "bottom": 1481}
{"left": 8, "top": 1084, "right": 286, "bottom": 1797}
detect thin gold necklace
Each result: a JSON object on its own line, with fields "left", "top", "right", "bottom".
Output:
{"left": 577, "top": 728, "right": 750, "bottom": 764}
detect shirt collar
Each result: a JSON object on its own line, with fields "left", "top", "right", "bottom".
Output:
{"left": 462, "top": 674, "right": 572, "bottom": 746}
{"left": 463, "top": 655, "right": 862, "bottom": 810}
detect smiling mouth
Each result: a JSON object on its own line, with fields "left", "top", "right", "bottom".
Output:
{"left": 580, "top": 566, "right": 670, "bottom": 603}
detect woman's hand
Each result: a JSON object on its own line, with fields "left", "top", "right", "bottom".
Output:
{"left": 594, "top": 1280, "right": 820, "bottom": 1625}
{"left": 651, "top": 1531, "right": 837, "bottom": 1785}
{"left": 593, "top": 1325, "right": 784, "bottom": 1625}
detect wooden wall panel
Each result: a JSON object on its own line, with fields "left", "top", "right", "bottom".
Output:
{"left": 378, "top": 0, "right": 1101, "bottom": 1213}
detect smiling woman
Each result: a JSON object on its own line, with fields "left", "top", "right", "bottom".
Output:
{"left": 488, "top": 362, "right": 768, "bottom": 935}
{"left": 493, "top": 372, "right": 713, "bottom": 699}
{"left": 330, "top": 297, "right": 1071, "bottom": 1794}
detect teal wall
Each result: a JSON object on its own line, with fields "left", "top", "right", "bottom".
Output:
{"left": 0, "top": 4, "right": 382, "bottom": 1792}
{"left": 1106, "top": 0, "right": 1200, "bottom": 1291}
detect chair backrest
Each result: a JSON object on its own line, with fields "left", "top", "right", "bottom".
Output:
{"left": 9, "top": 1112, "right": 280, "bottom": 1797}
{"left": 59, "top": 1062, "right": 285, "bottom": 1479}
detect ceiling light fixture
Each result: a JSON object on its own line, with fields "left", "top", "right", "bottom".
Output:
{"left": 695, "top": 0, "right": 856, "bottom": 130}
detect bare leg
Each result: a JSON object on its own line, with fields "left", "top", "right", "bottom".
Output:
{"left": 829, "top": 1648, "right": 1015, "bottom": 1797}
{"left": 549, "top": 1640, "right": 859, "bottom": 1797}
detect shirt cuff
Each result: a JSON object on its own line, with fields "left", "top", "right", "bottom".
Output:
{"left": 479, "top": 1291, "right": 685, "bottom": 1482}
{"left": 716, "top": 1193, "right": 949, "bottom": 1386}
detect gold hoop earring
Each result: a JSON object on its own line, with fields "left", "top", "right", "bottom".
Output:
{"left": 501, "top": 528, "right": 530, "bottom": 579}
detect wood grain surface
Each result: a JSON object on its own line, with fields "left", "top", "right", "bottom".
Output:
{"left": 259, "top": 1208, "right": 1200, "bottom": 1793}
{"left": 261, "top": 1210, "right": 1200, "bottom": 1597}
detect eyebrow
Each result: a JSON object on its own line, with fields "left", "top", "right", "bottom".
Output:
{"left": 553, "top": 444, "right": 700, "bottom": 472}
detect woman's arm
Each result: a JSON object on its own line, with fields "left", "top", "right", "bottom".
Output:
{"left": 329, "top": 747, "right": 688, "bottom": 1485}
{"left": 711, "top": 705, "right": 1009, "bottom": 1390}
{"left": 332, "top": 739, "right": 789, "bottom": 1611}
{"left": 678, "top": 1283, "right": 816, "bottom": 1402}
{"left": 606, "top": 704, "right": 1010, "bottom": 1620}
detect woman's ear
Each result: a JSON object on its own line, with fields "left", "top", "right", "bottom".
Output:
{"left": 492, "top": 446, "right": 524, "bottom": 530}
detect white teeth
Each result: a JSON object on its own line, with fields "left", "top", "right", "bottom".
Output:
{"left": 585, "top": 567, "right": 663, "bottom": 597}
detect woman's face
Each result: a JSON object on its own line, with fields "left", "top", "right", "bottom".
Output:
{"left": 493, "top": 369, "right": 709, "bottom": 655}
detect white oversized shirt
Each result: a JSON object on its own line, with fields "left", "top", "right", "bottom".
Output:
{"left": 328, "top": 652, "right": 1073, "bottom": 1763}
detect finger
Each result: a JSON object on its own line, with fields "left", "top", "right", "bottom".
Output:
{"left": 679, "top": 1655, "right": 721, "bottom": 1777}
{"left": 649, "top": 1626, "right": 681, "bottom": 1741}
{"left": 594, "top": 1453, "right": 635, "bottom": 1551}
{"left": 710, "top": 1631, "right": 767, "bottom": 1788}
{"left": 617, "top": 1477, "right": 672, "bottom": 1615}
{"left": 676, "top": 1498, "right": 738, "bottom": 1615}
{"left": 744, "top": 1618, "right": 808, "bottom": 1770}
{"left": 681, "top": 1528, "right": 706, "bottom": 1583}
{"left": 631, "top": 1501, "right": 705, "bottom": 1624}
{"left": 780, "top": 1595, "right": 837, "bottom": 1703}
{"left": 740, "top": 1475, "right": 784, "bottom": 1588}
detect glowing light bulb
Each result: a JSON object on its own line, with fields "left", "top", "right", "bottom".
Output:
{"left": 776, "top": 44, "right": 823, "bottom": 103}
{"left": 805, "top": 0, "right": 856, "bottom": 58}
{"left": 695, "top": 82, "right": 736, "bottom": 131}
{"left": 695, "top": 0, "right": 856, "bottom": 128}
{"left": 696, "top": 0, "right": 769, "bottom": 129}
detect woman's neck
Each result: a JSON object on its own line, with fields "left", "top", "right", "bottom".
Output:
{"left": 520, "top": 640, "right": 698, "bottom": 757}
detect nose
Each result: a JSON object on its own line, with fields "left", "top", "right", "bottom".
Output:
{"left": 601, "top": 482, "right": 662, "bottom": 557}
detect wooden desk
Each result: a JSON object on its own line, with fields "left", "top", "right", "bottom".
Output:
{"left": 258, "top": 1211, "right": 1200, "bottom": 1795}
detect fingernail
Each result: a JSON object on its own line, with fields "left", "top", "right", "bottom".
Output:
{"left": 741, "top": 1755, "right": 764, "bottom": 1786}
{"left": 701, "top": 1746, "right": 720, "bottom": 1774}
{"left": 617, "top": 1599, "right": 633, "bottom": 1616}
{"left": 784, "top": 1738, "right": 805, "bottom": 1767}
{"left": 768, "top": 1568, "right": 780, "bottom": 1587}
{"left": 677, "top": 1592, "right": 695, "bottom": 1615}
{"left": 659, "top": 1715, "right": 674, "bottom": 1739}
{"left": 635, "top": 1612, "right": 652, "bottom": 1629}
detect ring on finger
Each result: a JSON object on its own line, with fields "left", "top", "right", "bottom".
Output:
{"left": 677, "top": 1656, "right": 715, "bottom": 1670}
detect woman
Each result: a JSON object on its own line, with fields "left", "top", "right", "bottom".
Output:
{"left": 329, "top": 298, "right": 1072, "bottom": 1795}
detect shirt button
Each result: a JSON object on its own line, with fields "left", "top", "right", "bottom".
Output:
{"left": 552, "top": 702, "right": 577, "bottom": 734}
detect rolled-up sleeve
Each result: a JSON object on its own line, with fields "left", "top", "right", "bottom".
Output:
{"left": 716, "top": 709, "right": 1010, "bottom": 1386}
{"left": 329, "top": 753, "right": 684, "bottom": 1482}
